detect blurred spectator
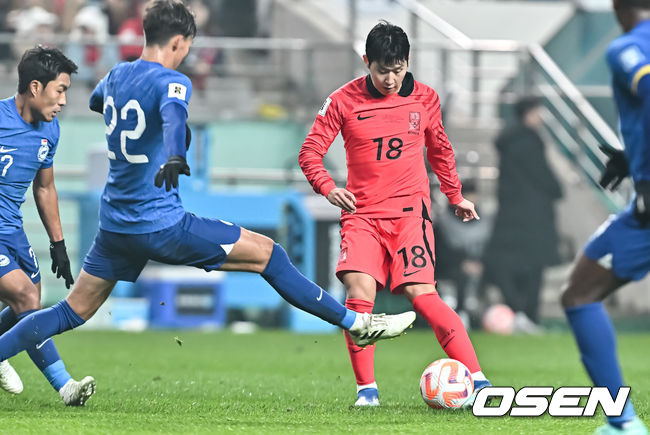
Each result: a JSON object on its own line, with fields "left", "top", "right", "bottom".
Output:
{"left": 104, "top": 0, "right": 132, "bottom": 35}
{"left": 67, "top": 4, "right": 116, "bottom": 88}
{"left": 6, "top": 5, "right": 58, "bottom": 59}
{"left": 0, "top": 0, "right": 13, "bottom": 66}
{"left": 117, "top": 0, "right": 146, "bottom": 61}
{"left": 434, "top": 178, "right": 492, "bottom": 329}
{"left": 483, "top": 96, "right": 563, "bottom": 332}
{"left": 181, "top": 0, "right": 221, "bottom": 91}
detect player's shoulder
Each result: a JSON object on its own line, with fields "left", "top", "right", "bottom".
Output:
{"left": 606, "top": 31, "right": 649, "bottom": 70}
{"left": 412, "top": 79, "right": 439, "bottom": 98}
{"left": 411, "top": 78, "right": 440, "bottom": 108}
{"left": 0, "top": 97, "right": 13, "bottom": 119}
{"left": 331, "top": 76, "right": 366, "bottom": 100}
{"left": 319, "top": 76, "right": 366, "bottom": 116}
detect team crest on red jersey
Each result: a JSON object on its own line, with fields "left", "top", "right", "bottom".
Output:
{"left": 409, "top": 112, "right": 421, "bottom": 134}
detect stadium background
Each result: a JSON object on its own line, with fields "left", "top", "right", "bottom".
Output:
{"left": 0, "top": 0, "right": 648, "bottom": 333}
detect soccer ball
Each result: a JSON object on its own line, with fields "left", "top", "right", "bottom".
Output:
{"left": 482, "top": 303, "right": 515, "bottom": 335}
{"left": 419, "top": 358, "right": 474, "bottom": 409}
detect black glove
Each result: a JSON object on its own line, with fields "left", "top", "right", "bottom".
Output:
{"left": 185, "top": 124, "right": 191, "bottom": 150}
{"left": 599, "top": 144, "right": 629, "bottom": 191}
{"left": 50, "top": 240, "right": 74, "bottom": 289}
{"left": 634, "top": 180, "right": 650, "bottom": 227}
{"left": 154, "top": 155, "right": 191, "bottom": 192}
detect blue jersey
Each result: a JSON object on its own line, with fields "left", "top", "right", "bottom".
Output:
{"left": 0, "top": 97, "right": 59, "bottom": 234}
{"left": 606, "top": 19, "right": 650, "bottom": 183}
{"left": 92, "top": 60, "right": 192, "bottom": 234}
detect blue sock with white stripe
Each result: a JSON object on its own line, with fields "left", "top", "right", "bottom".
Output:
{"left": 17, "top": 309, "right": 71, "bottom": 391}
{"left": 261, "top": 243, "right": 355, "bottom": 328}
{"left": 565, "top": 302, "right": 636, "bottom": 428}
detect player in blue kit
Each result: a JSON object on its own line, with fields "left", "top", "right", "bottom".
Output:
{"left": 561, "top": 1, "right": 650, "bottom": 433}
{"left": 0, "top": 0, "right": 416, "bottom": 394}
{"left": 0, "top": 46, "right": 95, "bottom": 405}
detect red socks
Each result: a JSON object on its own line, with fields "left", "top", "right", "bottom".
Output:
{"left": 344, "top": 298, "right": 376, "bottom": 386}
{"left": 412, "top": 292, "right": 481, "bottom": 373}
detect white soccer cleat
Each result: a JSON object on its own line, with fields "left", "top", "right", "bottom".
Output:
{"left": 0, "top": 360, "right": 23, "bottom": 394}
{"left": 348, "top": 311, "right": 416, "bottom": 347}
{"left": 59, "top": 376, "right": 96, "bottom": 406}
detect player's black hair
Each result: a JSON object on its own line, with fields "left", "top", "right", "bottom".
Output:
{"left": 17, "top": 46, "right": 78, "bottom": 95}
{"left": 143, "top": 0, "right": 197, "bottom": 46}
{"left": 514, "top": 96, "right": 540, "bottom": 121}
{"left": 365, "top": 20, "right": 410, "bottom": 66}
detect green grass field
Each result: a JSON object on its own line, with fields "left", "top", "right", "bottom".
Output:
{"left": 0, "top": 330, "right": 647, "bottom": 434}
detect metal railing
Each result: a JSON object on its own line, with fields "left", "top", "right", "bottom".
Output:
{"left": 394, "top": 0, "right": 627, "bottom": 211}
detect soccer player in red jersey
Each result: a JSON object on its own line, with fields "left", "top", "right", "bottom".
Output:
{"left": 300, "top": 21, "right": 491, "bottom": 407}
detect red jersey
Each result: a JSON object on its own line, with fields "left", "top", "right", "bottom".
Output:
{"left": 299, "top": 73, "right": 464, "bottom": 218}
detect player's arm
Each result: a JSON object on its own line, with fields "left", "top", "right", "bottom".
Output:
{"left": 32, "top": 167, "right": 74, "bottom": 288}
{"left": 631, "top": 61, "right": 650, "bottom": 225}
{"left": 608, "top": 42, "right": 650, "bottom": 224}
{"left": 88, "top": 76, "right": 106, "bottom": 114}
{"left": 425, "top": 104, "right": 479, "bottom": 222}
{"left": 299, "top": 96, "right": 356, "bottom": 213}
{"left": 154, "top": 102, "right": 191, "bottom": 191}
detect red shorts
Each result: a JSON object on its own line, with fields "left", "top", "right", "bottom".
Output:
{"left": 336, "top": 214, "right": 436, "bottom": 292}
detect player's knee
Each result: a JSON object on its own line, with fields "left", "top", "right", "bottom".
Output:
{"left": 401, "top": 283, "right": 436, "bottom": 302}
{"left": 11, "top": 282, "right": 40, "bottom": 312}
{"left": 560, "top": 281, "right": 598, "bottom": 308}
{"left": 242, "top": 229, "right": 275, "bottom": 272}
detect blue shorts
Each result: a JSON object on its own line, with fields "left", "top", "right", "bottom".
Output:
{"left": 584, "top": 204, "right": 650, "bottom": 281}
{"left": 0, "top": 229, "right": 41, "bottom": 284}
{"left": 83, "top": 212, "right": 242, "bottom": 282}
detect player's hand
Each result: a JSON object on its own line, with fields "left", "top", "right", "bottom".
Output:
{"left": 327, "top": 188, "right": 357, "bottom": 213}
{"left": 599, "top": 144, "right": 629, "bottom": 191}
{"left": 185, "top": 124, "right": 191, "bottom": 150}
{"left": 453, "top": 199, "right": 480, "bottom": 222}
{"left": 50, "top": 240, "right": 74, "bottom": 289}
{"left": 634, "top": 180, "right": 650, "bottom": 227}
{"left": 154, "top": 155, "right": 191, "bottom": 192}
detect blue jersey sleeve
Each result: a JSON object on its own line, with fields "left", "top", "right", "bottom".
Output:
{"left": 158, "top": 73, "right": 192, "bottom": 114}
{"left": 89, "top": 75, "right": 107, "bottom": 114}
{"left": 606, "top": 40, "right": 650, "bottom": 95}
{"left": 161, "top": 102, "right": 188, "bottom": 158}
{"left": 607, "top": 39, "right": 650, "bottom": 181}
{"left": 40, "top": 120, "right": 60, "bottom": 169}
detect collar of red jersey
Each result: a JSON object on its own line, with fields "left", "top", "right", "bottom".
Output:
{"left": 365, "top": 72, "right": 414, "bottom": 98}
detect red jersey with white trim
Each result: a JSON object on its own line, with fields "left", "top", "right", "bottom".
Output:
{"left": 299, "top": 72, "right": 463, "bottom": 218}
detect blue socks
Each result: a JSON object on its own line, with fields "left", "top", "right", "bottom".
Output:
{"left": 262, "top": 243, "right": 355, "bottom": 328}
{"left": 0, "top": 307, "right": 18, "bottom": 335}
{"left": 565, "top": 302, "right": 636, "bottom": 427}
{"left": 16, "top": 309, "right": 71, "bottom": 391}
{"left": 0, "top": 301, "right": 84, "bottom": 390}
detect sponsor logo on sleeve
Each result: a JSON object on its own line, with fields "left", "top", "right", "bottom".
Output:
{"left": 318, "top": 97, "right": 332, "bottom": 117}
{"left": 619, "top": 46, "right": 645, "bottom": 72}
{"left": 38, "top": 139, "right": 49, "bottom": 162}
{"left": 168, "top": 83, "right": 188, "bottom": 100}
